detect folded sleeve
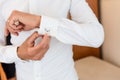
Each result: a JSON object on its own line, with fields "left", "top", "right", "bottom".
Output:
{"left": 38, "top": 0, "right": 104, "bottom": 48}
{"left": 0, "top": 46, "right": 20, "bottom": 63}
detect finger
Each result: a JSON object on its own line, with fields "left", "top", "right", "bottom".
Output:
{"left": 29, "top": 34, "right": 50, "bottom": 57}
{"left": 9, "top": 26, "right": 21, "bottom": 32}
{"left": 27, "top": 34, "right": 50, "bottom": 60}
{"left": 4, "top": 22, "right": 10, "bottom": 36}
{"left": 32, "top": 46, "right": 49, "bottom": 60}
{"left": 9, "top": 24, "right": 24, "bottom": 33}
{"left": 9, "top": 24, "right": 18, "bottom": 29}
{"left": 7, "top": 21, "right": 17, "bottom": 32}
{"left": 40, "top": 34, "right": 51, "bottom": 47}
{"left": 15, "top": 29, "right": 23, "bottom": 32}
{"left": 8, "top": 18, "right": 17, "bottom": 28}
{"left": 9, "top": 21, "right": 23, "bottom": 30}
{"left": 4, "top": 26, "right": 10, "bottom": 37}
{"left": 7, "top": 25, "right": 19, "bottom": 36}
{"left": 5, "top": 22, "right": 19, "bottom": 36}
{"left": 35, "top": 34, "right": 51, "bottom": 49}
{"left": 14, "top": 24, "right": 24, "bottom": 30}
{"left": 27, "top": 31, "right": 39, "bottom": 45}
{"left": 9, "top": 21, "right": 24, "bottom": 30}
{"left": 16, "top": 25, "right": 24, "bottom": 30}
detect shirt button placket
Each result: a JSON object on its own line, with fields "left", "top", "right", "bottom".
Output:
{"left": 33, "top": 61, "right": 42, "bottom": 80}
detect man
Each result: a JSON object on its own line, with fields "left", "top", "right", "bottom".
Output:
{"left": 1, "top": 0, "right": 104, "bottom": 80}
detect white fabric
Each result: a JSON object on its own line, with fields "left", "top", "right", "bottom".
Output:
{"left": 0, "top": 0, "right": 5, "bottom": 6}
{"left": 0, "top": 0, "right": 104, "bottom": 80}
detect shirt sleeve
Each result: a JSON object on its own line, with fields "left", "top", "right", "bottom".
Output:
{"left": 38, "top": 0, "right": 104, "bottom": 48}
{"left": 0, "top": 12, "right": 20, "bottom": 63}
{"left": 0, "top": 0, "right": 5, "bottom": 6}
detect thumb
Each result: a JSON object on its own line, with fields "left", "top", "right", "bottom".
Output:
{"left": 27, "top": 31, "right": 39, "bottom": 45}
{"left": 35, "top": 34, "right": 50, "bottom": 49}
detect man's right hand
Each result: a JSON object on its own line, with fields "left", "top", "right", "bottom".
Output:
{"left": 17, "top": 31, "right": 51, "bottom": 60}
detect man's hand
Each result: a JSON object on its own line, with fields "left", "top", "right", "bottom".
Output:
{"left": 17, "top": 32, "right": 50, "bottom": 60}
{"left": 5, "top": 10, "right": 41, "bottom": 36}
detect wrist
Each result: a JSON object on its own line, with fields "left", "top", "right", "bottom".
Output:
{"left": 17, "top": 47, "right": 23, "bottom": 60}
{"left": 35, "top": 16, "right": 41, "bottom": 28}
{"left": 17, "top": 47, "right": 20, "bottom": 58}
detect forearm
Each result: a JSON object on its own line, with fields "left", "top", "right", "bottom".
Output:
{"left": 36, "top": 0, "right": 104, "bottom": 47}
{"left": 37, "top": 16, "right": 104, "bottom": 48}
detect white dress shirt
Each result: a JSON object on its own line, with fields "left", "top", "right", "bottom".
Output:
{"left": 0, "top": 0, "right": 104, "bottom": 80}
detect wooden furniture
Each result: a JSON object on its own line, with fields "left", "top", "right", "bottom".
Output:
{"left": 73, "top": 0, "right": 100, "bottom": 60}
{"left": 74, "top": 1, "right": 120, "bottom": 80}
{"left": 0, "top": 64, "right": 7, "bottom": 80}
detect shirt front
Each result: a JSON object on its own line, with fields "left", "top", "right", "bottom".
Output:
{"left": 0, "top": 0, "right": 104, "bottom": 80}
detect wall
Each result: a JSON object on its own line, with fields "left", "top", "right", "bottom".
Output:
{"left": 101, "top": 0, "right": 120, "bottom": 66}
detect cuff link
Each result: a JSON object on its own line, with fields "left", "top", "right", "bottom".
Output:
{"left": 44, "top": 28, "right": 50, "bottom": 33}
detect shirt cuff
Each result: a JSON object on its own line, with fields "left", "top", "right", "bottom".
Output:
{"left": 6, "top": 46, "right": 29, "bottom": 63}
{"left": 5, "top": 46, "right": 20, "bottom": 62}
{"left": 38, "top": 16, "right": 59, "bottom": 37}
